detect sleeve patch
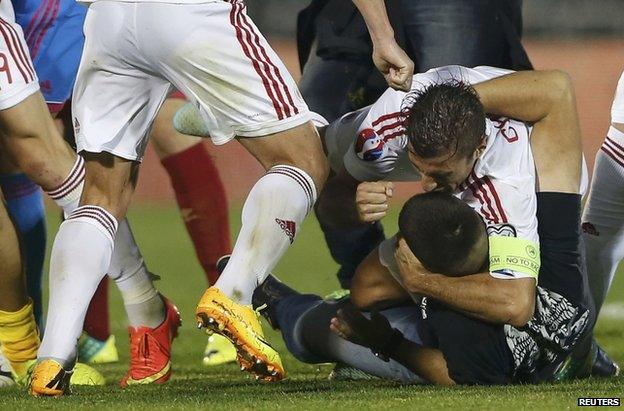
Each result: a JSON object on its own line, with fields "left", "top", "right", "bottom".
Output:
{"left": 354, "top": 128, "right": 386, "bottom": 161}
{"left": 487, "top": 223, "right": 517, "bottom": 238}
{"left": 489, "top": 236, "right": 540, "bottom": 279}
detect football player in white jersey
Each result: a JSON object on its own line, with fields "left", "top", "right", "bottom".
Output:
{"left": 582, "top": 70, "right": 624, "bottom": 315}
{"left": 253, "top": 68, "right": 609, "bottom": 384}
{"left": 320, "top": 66, "right": 545, "bottom": 293}
{"left": 0, "top": 0, "right": 129, "bottom": 391}
{"left": 30, "top": 0, "right": 413, "bottom": 394}
{"left": 0, "top": 0, "right": 183, "bottom": 395}
{"left": 347, "top": 66, "right": 587, "bottom": 320}
{"left": 348, "top": 68, "right": 608, "bottom": 378}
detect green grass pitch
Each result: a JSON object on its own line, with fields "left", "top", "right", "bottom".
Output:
{"left": 0, "top": 204, "right": 622, "bottom": 410}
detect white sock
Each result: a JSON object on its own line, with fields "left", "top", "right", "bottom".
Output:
{"left": 582, "top": 126, "right": 624, "bottom": 312}
{"left": 44, "top": 155, "right": 164, "bottom": 328}
{"left": 215, "top": 165, "right": 316, "bottom": 304}
{"left": 45, "top": 155, "right": 84, "bottom": 217}
{"left": 108, "top": 219, "right": 165, "bottom": 329}
{"left": 38, "top": 206, "right": 118, "bottom": 368}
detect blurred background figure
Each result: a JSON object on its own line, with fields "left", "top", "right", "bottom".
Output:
{"left": 297, "top": 0, "right": 531, "bottom": 122}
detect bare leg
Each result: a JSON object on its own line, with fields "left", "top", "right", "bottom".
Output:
{"left": 0, "top": 198, "right": 25, "bottom": 312}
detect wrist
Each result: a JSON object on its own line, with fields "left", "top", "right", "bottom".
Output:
{"left": 369, "top": 28, "right": 395, "bottom": 44}
{"left": 406, "top": 272, "right": 442, "bottom": 295}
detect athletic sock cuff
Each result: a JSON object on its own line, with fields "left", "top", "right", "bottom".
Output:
{"left": 45, "top": 156, "right": 85, "bottom": 208}
{"left": 600, "top": 127, "right": 624, "bottom": 168}
{"left": 267, "top": 165, "right": 317, "bottom": 213}
{"left": 607, "top": 126, "right": 624, "bottom": 146}
{"left": 65, "top": 205, "right": 118, "bottom": 244}
{"left": 0, "top": 299, "right": 35, "bottom": 324}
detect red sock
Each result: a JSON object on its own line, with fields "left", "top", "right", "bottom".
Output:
{"left": 83, "top": 276, "right": 111, "bottom": 341}
{"left": 161, "top": 142, "right": 231, "bottom": 284}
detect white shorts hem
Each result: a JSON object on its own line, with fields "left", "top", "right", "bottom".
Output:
{"left": 0, "top": 83, "right": 39, "bottom": 111}
{"left": 77, "top": 146, "right": 143, "bottom": 163}
{"left": 211, "top": 111, "right": 311, "bottom": 145}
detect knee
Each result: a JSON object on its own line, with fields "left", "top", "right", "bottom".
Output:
{"left": 287, "top": 125, "right": 330, "bottom": 192}
{"left": 294, "top": 153, "right": 329, "bottom": 195}
{"left": 80, "top": 155, "right": 139, "bottom": 220}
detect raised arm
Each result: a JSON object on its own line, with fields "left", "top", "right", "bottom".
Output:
{"left": 351, "top": 0, "right": 414, "bottom": 91}
{"left": 473, "top": 70, "right": 582, "bottom": 193}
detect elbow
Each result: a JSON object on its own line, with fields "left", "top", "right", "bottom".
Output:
{"left": 504, "top": 293, "right": 535, "bottom": 327}
{"left": 545, "top": 69, "right": 575, "bottom": 104}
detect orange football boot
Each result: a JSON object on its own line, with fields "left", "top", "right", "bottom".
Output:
{"left": 28, "top": 359, "right": 71, "bottom": 397}
{"left": 120, "top": 297, "right": 181, "bottom": 387}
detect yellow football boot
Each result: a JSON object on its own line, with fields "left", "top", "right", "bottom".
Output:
{"left": 77, "top": 334, "right": 119, "bottom": 364}
{"left": 71, "top": 363, "right": 106, "bottom": 386}
{"left": 196, "top": 287, "right": 284, "bottom": 381}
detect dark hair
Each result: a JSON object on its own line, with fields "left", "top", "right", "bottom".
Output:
{"left": 398, "top": 192, "right": 487, "bottom": 276}
{"left": 402, "top": 81, "right": 485, "bottom": 159}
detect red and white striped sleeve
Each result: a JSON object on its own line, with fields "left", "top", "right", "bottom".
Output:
{"left": 342, "top": 87, "right": 410, "bottom": 181}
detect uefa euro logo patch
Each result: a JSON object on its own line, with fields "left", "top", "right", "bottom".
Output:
{"left": 355, "top": 128, "right": 385, "bottom": 161}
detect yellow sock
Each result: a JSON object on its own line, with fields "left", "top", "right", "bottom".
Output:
{"left": 0, "top": 299, "right": 40, "bottom": 377}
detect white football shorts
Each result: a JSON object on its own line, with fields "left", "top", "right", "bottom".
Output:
{"left": 0, "top": 0, "right": 39, "bottom": 110}
{"left": 73, "top": 0, "right": 309, "bottom": 161}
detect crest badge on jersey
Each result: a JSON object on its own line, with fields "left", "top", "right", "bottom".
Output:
{"left": 354, "top": 128, "right": 386, "bottom": 161}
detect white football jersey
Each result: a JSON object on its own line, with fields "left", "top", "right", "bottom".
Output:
{"left": 331, "top": 65, "right": 540, "bottom": 280}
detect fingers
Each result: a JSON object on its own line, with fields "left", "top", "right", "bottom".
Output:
{"left": 357, "top": 191, "right": 388, "bottom": 204}
{"left": 357, "top": 181, "right": 394, "bottom": 196}
{"left": 330, "top": 313, "right": 353, "bottom": 340}
{"left": 386, "top": 72, "right": 412, "bottom": 92}
{"left": 356, "top": 182, "right": 395, "bottom": 222}
{"left": 329, "top": 319, "right": 348, "bottom": 340}
{"left": 340, "top": 305, "right": 372, "bottom": 331}
{"left": 377, "top": 44, "right": 414, "bottom": 91}
{"left": 386, "top": 59, "right": 414, "bottom": 91}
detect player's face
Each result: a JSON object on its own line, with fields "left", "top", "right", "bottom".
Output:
{"left": 407, "top": 143, "right": 482, "bottom": 192}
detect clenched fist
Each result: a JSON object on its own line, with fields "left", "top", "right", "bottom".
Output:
{"left": 372, "top": 39, "right": 414, "bottom": 91}
{"left": 356, "top": 181, "right": 394, "bottom": 222}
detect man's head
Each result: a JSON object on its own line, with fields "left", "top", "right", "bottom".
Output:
{"left": 403, "top": 81, "right": 486, "bottom": 192}
{"left": 398, "top": 192, "right": 488, "bottom": 276}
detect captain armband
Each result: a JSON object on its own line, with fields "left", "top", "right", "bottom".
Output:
{"left": 488, "top": 236, "right": 540, "bottom": 280}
